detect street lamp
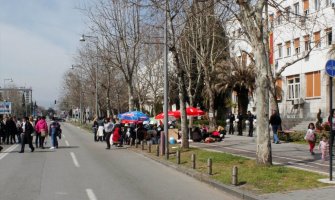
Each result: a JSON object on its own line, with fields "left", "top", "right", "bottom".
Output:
{"left": 80, "top": 34, "right": 99, "bottom": 117}
{"left": 163, "top": 0, "right": 169, "bottom": 160}
{"left": 71, "top": 65, "right": 83, "bottom": 124}
{"left": 3, "top": 78, "right": 13, "bottom": 100}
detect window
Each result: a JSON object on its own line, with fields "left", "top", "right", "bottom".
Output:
{"left": 326, "top": 0, "right": 331, "bottom": 6}
{"left": 306, "top": 71, "right": 321, "bottom": 97}
{"left": 278, "top": 43, "right": 283, "bottom": 58}
{"left": 286, "top": 41, "right": 291, "bottom": 56}
{"left": 294, "top": 3, "right": 300, "bottom": 15}
{"left": 276, "top": 79, "right": 283, "bottom": 101}
{"left": 276, "top": 11, "right": 282, "bottom": 25}
{"left": 294, "top": 38, "right": 300, "bottom": 54}
{"left": 314, "top": 31, "right": 321, "bottom": 48}
{"left": 285, "top": 7, "right": 290, "bottom": 20}
{"left": 304, "top": 35, "right": 310, "bottom": 51}
{"left": 269, "top": 14, "right": 274, "bottom": 28}
{"left": 287, "top": 76, "right": 300, "bottom": 100}
{"left": 314, "top": 0, "right": 320, "bottom": 10}
{"left": 325, "top": 28, "right": 333, "bottom": 46}
{"left": 303, "top": 0, "right": 309, "bottom": 15}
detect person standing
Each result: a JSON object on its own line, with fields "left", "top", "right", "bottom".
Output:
{"left": 318, "top": 136, "right": 329, "bottom": 161}
{"left": 97, "top": 117, "right": 105, "bottom": 142}
{"left": 14, "top": 116, "right": 22, "bottom": 144}
{"left": 35, "top": 116, "right": 48, "bottom": 149}
{"left": 6, "top": 116, "right": 17, "bottom": 144}
{"left": 29, "top": 116, "right": 35, "bottom": 144}
{"left": 304, "top": 123, "right": 316, "bottom": 155}
{"left": 228, "top": 112, "right": 235, "bottom": 135}
{"left": 19, "top": 117, "right": 34, "bottom": 153}
{"left": 105, "top": 118, "right": 115, "bottom": 149}
{"left": 0, "top": 116, "right": 4, "bottom": 151}
{"left": 34, "top": 116, "right": 41, "bottom": 148}
{"left": 269, "top": 110, "right": 282, "bottom": 144}
{"left": 247, "top": 111, "right": 255, "bottom": 137}
{"left": 237, "top": 112, "right": 243, "bottom": 136}
{"left": 92, "top": 117, "right": 98, "bottom": 142}
{"left": 0, "top": 115, "right": 5, "bottom": 145}
{"left": 112, "top": 120, "right": 122, "bottom": 147}
{"left": 49, "top": 117, "right": 61, "bottom": 150}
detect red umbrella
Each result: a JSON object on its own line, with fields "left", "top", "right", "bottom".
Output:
{"left": 186, "top": 107, "right": 205, "bottom": 116}
{"left": 155, "top": 111, "right": 181, "bottom": 119}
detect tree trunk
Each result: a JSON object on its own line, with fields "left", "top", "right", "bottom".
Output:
{"left": 254, "top": 46, "right": 272, "bottom": 165}
{"left": 127, "top": 81, "right": 135, "bottom": 111}
{"left": 173, "top": 52, "right": 189, "bottom": 149}
{"left": 237, "top": 87, "right": 249, "bottom": 115}
{"left": 208, "top": 89, "right": 216, "bottom": 130}
{"left": 179, "top": 79, "right": 189, "bottom": 149}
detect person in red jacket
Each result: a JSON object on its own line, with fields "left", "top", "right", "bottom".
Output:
{"left": 35, "top": 116, "right": 48, "bottom": 149}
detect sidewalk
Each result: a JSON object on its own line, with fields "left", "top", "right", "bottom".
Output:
{"left": 191, "top": 134, "right": 335, "bottom": 200}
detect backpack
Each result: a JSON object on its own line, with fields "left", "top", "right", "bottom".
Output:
{"left": 305, "top": 130, "right": 315, "bottom": 142}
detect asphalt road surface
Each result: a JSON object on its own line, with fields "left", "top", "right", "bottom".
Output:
{"left": 0, "top": 123, "right": 238, "bottom": 200}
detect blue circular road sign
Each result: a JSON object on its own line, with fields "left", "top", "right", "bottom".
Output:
{"left": 326, "top": 59, "right": 335, "bottom": 77}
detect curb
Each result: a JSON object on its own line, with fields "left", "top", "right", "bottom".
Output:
{"left": 132, "top": 149, "right": 260, "bottom": 200}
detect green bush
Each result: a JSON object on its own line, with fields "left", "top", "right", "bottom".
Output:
{"left": 279, "top": 130, "right": 330, "bottom": 143}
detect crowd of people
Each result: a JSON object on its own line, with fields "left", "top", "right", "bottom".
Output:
{"left": 91, "top": 117, "right": 164, "bottom": 150}
{"left": 90, "top": 116, "right": 230, "bottom": 150}
{"left": 0, "top": 115, "right": 62, "bottom": 153}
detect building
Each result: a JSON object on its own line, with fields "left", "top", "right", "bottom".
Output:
{"left": 271, "top": 0, "right": 335, "bottom": 121}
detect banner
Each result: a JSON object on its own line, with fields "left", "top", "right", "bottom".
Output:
{"left": 0, "top": 102, "right": 12, "bottom": 114}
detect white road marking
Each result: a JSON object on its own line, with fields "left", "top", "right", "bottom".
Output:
{"left": 86, "top": 189, "right": 97, "bottom": 200}
{"left": 62, "top": 134, "right": 66, "bottom": 138}
{"left": 0, "top": 145, "right": 19, "bottom": 160}
{"left": 70, "top": 152, "right": 80, "bottom": 168}
{"left": 65, "top": 140, "right": 70, "bottom": 146}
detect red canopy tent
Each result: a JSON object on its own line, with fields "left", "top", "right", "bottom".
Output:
{"left": 155, "top": 111, "right": 181, "bottom": 119}
{"left": 185, "top": 107, "right": 205, "bottom": 116}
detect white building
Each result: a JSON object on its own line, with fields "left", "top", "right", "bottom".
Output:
{"left": 271, "top": 0, "right": 335, "bottom": 120}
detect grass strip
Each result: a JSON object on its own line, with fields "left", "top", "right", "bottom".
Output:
{"left": 141, "top": 145, "right": 328, "bottom": 194}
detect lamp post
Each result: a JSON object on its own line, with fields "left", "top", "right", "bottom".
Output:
{"left": 80, "top": 34, "right": 99, "bottom": 117}
{"left": 3, "top": 78, "right": 13, "bottom": 100}
{"left": 71, "top": 65, "right": 83, "bottom": 124}
{"left": 164, "top": 0, "right": 169, "bottom": 160}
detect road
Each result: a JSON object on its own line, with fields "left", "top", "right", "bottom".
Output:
{"left": 0, "top": 122, "right": 238, "bottom": 200}
{"left": 192, "top": 134, "right": 333, "bottom": 175}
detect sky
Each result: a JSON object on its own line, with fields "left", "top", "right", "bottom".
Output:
{"left": 0, "top": 0, "right": 89, "bottom": 108}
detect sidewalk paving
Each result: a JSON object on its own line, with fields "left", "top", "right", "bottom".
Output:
{"left": 191, "top": 133, "right": 335, "bottom": 200}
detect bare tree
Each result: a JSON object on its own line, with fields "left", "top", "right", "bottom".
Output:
{"left": 83, "top": 0, "right": 142, "bottom": 111}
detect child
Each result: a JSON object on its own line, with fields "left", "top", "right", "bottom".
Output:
{"left": 318, "top": 136, "right": 329, "bottom": 161}
{"left": 305, "top": 123, "right": 316, "bottom": 155}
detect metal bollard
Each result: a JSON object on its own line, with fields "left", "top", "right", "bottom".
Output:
{"left": 135, "top": 141, "right": 138, "bottom": 148}
{"left": 207, "top": 158, "right": 212, "bottom": 175}
{"left": 148, "top": 143, "right": 152, "bottom": 153}
{"left": 232, "top": 166, "right": 238, "bottom": 186}
{"left": 141, "top": 141, "right": 144, "bottom": 150}
{"left": 156, "top": 145, "right": 160, "bottom": 156}
{"left": 191, "top": 154, "right": 196, "bottom": 169}
{"left": 176, "top": 150, "right": 181, "bottom": 164}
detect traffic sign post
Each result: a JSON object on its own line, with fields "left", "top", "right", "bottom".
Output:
{"left": 326, "top": 59, "right": 335, "bottom": 181}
